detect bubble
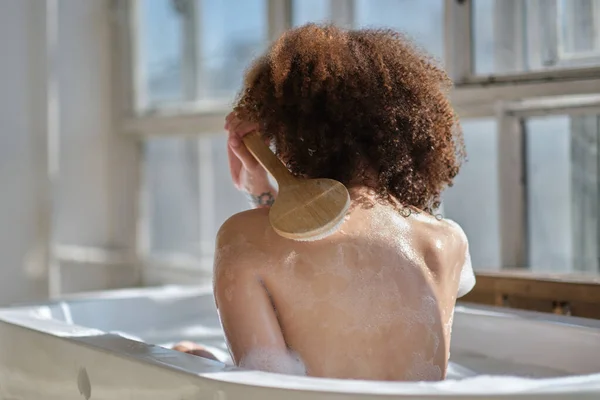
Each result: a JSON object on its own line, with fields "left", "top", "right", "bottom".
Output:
{"left": 239, "top": 348, "right": 307, "bottom": 376}
{"left": 404, "top": 351, "right": 442, "bottom": 381}
{"left": 282, "top": 250, "right": 298, "bottom": 269}
{"left": 445, "top": 309, "right": 455, "bottom": 336}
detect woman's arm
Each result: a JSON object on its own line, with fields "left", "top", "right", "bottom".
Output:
{"left": 225, "top": 112, "right": 278, "bottom": 209}
{"left": 213, "top": 217, "right": 304, "bottom": 374}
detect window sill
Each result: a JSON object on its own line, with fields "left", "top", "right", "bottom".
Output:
{"left": 462, "top": 270, "right": 600, "bottom": 320}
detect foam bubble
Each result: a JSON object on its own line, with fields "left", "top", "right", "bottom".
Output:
{"left": 405, "top": 351, "right": 443, "bottom": 381}
{"left": 239, "top": 348, "right": 307, "bottom": 376}
{"left": 457, "top": 250, "right": 475, "bottom": 298}
{"left": 282, "top": 250, "right": 298, "bottom": 268}
{"left": 445, "top": 308, "right": 455, "bottom": 336}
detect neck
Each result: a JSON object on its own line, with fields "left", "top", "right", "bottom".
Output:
{"left": 347, "top": 184, "right": 377, "bottom": 200}
{"left": 346, "top": 184, "right": 428, "bottom": 215}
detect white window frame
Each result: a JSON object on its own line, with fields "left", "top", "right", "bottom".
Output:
{"left": 113, "top": 0, "right": 600, "bottom": 283}
{"left": 446, "top": 0, "right": 600, "bottom": 118}
{"left": 446, "top": 0, "right": 600, "bottom": 271}
{"left": 556, "top": 0, "right": 600, "bottom": 62}
{"left": 113, "top": 0, "right": 295, "bottom": 284}
{"left": 495, "top": 95, "right": 600, "bottom": 269}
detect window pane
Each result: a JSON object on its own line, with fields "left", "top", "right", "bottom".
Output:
{"left": 292, "top": 0, "right": 331, "bottom": 26}
{"left": 472, "top": 0, "right": 600, "bottom": 75}
{"left": 210, "top": 135, "right": 252, "bottom": 239}
{"left": 558, "top": 0, "right": 600, "bottom": 55}
{"left": 525, "top": 114, "right": 600, "bottom": 274}
{"left": 144, "top": 135, "right": 248, "bottom": 262}
{"left": 145, "top": 138, "right": 201, "bottom": 257}
{"left": 443, "top": 119, "right": 501, "bottom": 270}
{"left": 472, "top": 0, "right": 499, "bottom": 75}
{"left": 196, "top": 0, "right": 268, "bottom": 101}
{"left": 139, "top": 0, "right": 268, "bottom": 109}
{"left": 140, "top": 0, "right": 184, "bottom": 104}
{"left": 354, "top": 0, "right": 444, "bottom": 61}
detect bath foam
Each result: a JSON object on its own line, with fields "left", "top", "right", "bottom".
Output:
{"left": 282, "top": 250, "right": 298, "bottom": 269}
{"left": 280, "top": 237, "right": 442, "bottom": 338}
{"left": 457, "top": 249, "right": 475, "bottom": 298}
{"left": 404, "top": 351, "right": 443, "bottom": 381}
{"left": 318, "top": 261, "right": 443, "bottom": 380}
{"left": 444, "top": 218, "right": 475, "bottom": 298}
{"left": 445, "top": 308, "right": 455, "bottom": 337}
{"left": 239, "top": 348, "right": 306, "bottom": 376}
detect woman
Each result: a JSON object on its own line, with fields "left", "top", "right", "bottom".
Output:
{"left": 186, "top": 23, "right": 474, "bottom": 381}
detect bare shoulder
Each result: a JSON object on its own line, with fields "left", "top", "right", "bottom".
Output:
{"left": 420, "top": 216, "right": 469, "bottom": 278}
{"left": 413, "top": 213, "right": 468, "bottom": 249}
{"left": 217, "top": 208, "right": 271, "bottom": 240}
{"left": 439, "top": 218, "right": 469, "bottom": 246}
{"left": 213, "top": 208, "right": 272, "bottom": 279}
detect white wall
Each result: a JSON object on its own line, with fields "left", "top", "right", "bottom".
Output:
{"left": 0, "top": 0, "right": 48, "bottom": 305}
{"left": 0, "top": 0, "right": 138, "bottom": 306}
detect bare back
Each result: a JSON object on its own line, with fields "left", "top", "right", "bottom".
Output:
{"left": 213, "top": 198, "right": 474, "bottom": 381}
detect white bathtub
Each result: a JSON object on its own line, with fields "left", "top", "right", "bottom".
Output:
{"left": 0, "top": 284, "right": 599, "bottom": 399}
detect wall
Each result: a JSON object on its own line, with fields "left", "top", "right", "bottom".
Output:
{"left": 0, "top": 0, "right": 138, "bottom": 306}
{"left": 0, "top": 0, "right": 48, "bottom": 305}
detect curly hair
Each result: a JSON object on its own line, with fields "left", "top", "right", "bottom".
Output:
{"left": 234, "top": 24, "right": 464, "bottom": 214}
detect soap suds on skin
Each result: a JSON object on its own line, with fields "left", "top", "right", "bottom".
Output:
{"left": 270, "top": 207, "right": 448, "bottom": 380}
{"left": 404, "top": 351, "right": 443, "bottom": 381}
{"left": 240, "top": 348, "right": 307, "bottom": 376}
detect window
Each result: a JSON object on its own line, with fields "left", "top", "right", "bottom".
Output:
{"left": 192, "top": 0, "right": 267, "bottom": 103}
{"left": 291, "top": 0, "right": 331, "bottom": 26}
{"left": 138, "top": 0, "right": 268, "bottom": 112}
{"left": 443, "top": 119, "right": 501, "bottom": 270}
{"left": 558, "top": 0, "right": 600, "bottom": 57}
{"left": 145, "top": 137, "right": 201, "bottom": 258}
{"left": 525, "top": 114, "right": 600, "bottom": 273}
{"left": 114, "top": 0, "right": 600, "bottom": 282}
{"left": 472, "top": 0, "right": 600, "bottom": 75}
{"left": 354, "top": 0, "right": 444, "bottom": 60}
{"left": 144, "top": 135, "right": 248, "bottom": 271}
{"left": 291, "top": 0, "right": 445, "bottom": 59}
{"left": 140, "top": 0, "right": 185, "bottom": 104}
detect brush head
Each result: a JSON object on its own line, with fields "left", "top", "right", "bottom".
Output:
{"left": 269, "top": 178, "right": 350, "bottom": 241}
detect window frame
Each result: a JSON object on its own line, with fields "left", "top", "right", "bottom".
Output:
{"left": 113, "top": 0, "right": 296, "bottom": 284}
{"left": 446, "top": 0, "right": 600, "bottom": 118}
{"left": 113, "top": 0, "right": 600, "bottom": 283}
{"left": 556, "top": 0, "right": 600, "bottom": 62}
{"left": 496, "top": 97, "right": 600, "bottom": 269}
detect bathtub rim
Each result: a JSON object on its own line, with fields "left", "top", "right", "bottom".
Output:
{"left": 9, "top": 283, "right": 600, "bottom": 331}
{"left": 1, "top": 284, "right": 599, "bottom": 397}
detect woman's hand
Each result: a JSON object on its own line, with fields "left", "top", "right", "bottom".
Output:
{"left": 225, "top": 112, "right": 277, "bottom": 208}
{"left": 172, "top": 341, "right": 219, "bottom": 361}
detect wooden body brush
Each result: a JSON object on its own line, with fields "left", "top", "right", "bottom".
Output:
{"left": 242, "top": 131, "right": 351, "bottom": 241}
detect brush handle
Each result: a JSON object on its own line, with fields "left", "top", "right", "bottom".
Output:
{"left": 242, "top": 131, "right": 296, "bottom": 186}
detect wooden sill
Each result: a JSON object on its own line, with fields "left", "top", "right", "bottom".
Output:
{"left": 460, "top": 270, "right": 600, "bottom": 320}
